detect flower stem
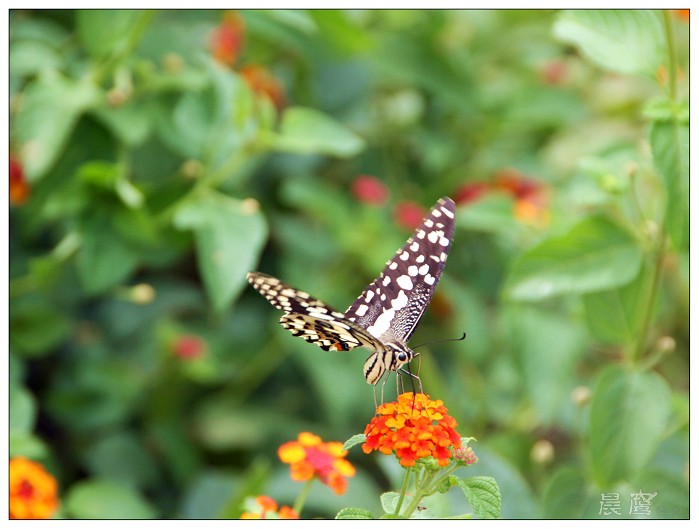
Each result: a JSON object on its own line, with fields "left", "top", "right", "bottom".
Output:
{"left": 394, "top": 467, "right": 413, "bottom": 517}
{"left": 292, "top": 479, "right": 313, "bottom": 517}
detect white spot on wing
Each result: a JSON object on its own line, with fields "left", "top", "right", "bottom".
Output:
{"left": 355, "top": 304, "right": 369, "bottom": 317}
{"left": 383, "top": 276, "right": 391, "bottom": 286}
{"left": 400, "top": 251, "right": 409, "bottom": 261}
{"left": 365, "top": 290, "right": 375, "bottom": 302}
{"left": 418, "top": 264, "right": 429, "bottom": 275}
{"left": 367, "top": 308, "right": 395, "bottom": 337}
{"left": 428, "top": 231, "right": 438, "bottom": 243}
{"left": 408, "top": 265, "right": 418, "bottom": 276}
{"left": 441, "top": 206, "right": 454, "bottom": 218}
{"left": 410, "top": 241, "right": 419, "bottom": 251}
{"left": 397, "top": 275, "right": 413, "bottom": 290}
{"left": 424, "top": 274, "right": 435, "bottom": 285}
{"left": 391, "top": 290, "right": 408, "bottom": 310}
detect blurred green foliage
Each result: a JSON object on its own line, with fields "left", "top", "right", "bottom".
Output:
{"left": 9, "top": 9, "right": 688, "bottom": 519}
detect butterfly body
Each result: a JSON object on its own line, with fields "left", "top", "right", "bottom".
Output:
{"left": 247, "top": 197, "right": 455, "bottom": 385}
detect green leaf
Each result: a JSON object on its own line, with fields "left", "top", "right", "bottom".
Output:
{"left": 343, "top": 434, "right": 366, "bottom": 452}
{"left": 506, "top": 306, "right": 587, "bottom": 424}
{"left": 553, "top": 10, "right": 664, "bottom": 76}
{"left": 77, "top": 211, "right": 140, "bottom": 294}
{"left": 9, "top": 39, "right": 62, "bottom": 78}
{"left": 180, "top": 471, "right": 237, "bottom": 519}
{"left": 505, "top": 215, "right": 642, "bottom": 301}
{"left": 634, "top": 468, "right": 689, "bottom": 519}
{"left": 379, "top": 492, "right": 400, "bottom": 516}
{"left": 271, "top": 106, "right": 365, "bottom": 157}
{"left": 173, "top": 192, "right": 268, "bottom": 311}
{"left": 10, "top": 295, "right": 72, "bottom": 356}
{"left": 456, "top": 195, "right": 519, "bottom": 234}
{"left": 64, "top": 479, "right": 158, "bottom": 519}
{"left": 650, "top": 119, "right": 689, "bottom": 251}
{"left": 14, "top": 74, "right": 100, "bottom": 180}
{"left": 542, "top": 466, "right": 598, "bottom": 518}
{"left": 336, "top": 507, "right": 376, "bottom": 520}
{"left": 155, "top": 60, "right": 255, "bottom": 172}
{"left": 453, "top": 476, "right": 502, "bottom": 519}
{"left": 583, "top": 262, "right": 654, "bottom": 344}
{"left": 76, "top": 10, "right": 150, "bottom": 58}
{"left": 10, "top": 385, "right": 36, "bottom": 434}
{"left": 82, "top": 432, "right": 159, "bottom": 488}
{"left": 9, "top": 432, "right": 49, "bottom": 460}
{"left": 92, "top": 101, "right": 153, "bottom": 146}
{"left": 588, "top": 365, "right": 672, "bottom": 487}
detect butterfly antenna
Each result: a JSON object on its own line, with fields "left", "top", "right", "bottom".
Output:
{"left": 411, "top": 332, "right": 467, "bottom": 350}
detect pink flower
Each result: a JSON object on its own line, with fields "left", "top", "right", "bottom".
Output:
{"left": 172, "top": 334, "right": 206, "bottom": 359}
{"left": 394, "top": 201, "right": 427, "bottom": 231}
{"left": 352, "top": 175, "right": 389, "bottom": 205}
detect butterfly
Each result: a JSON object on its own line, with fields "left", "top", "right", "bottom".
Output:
{"left": 247, "top": 197, "right": 455, "bottom": 385}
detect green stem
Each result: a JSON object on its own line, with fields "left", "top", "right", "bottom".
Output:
{"left": 631, "top": 11, "right": 679, "bottom": 365}
{"left": 292, "top": 478, "right": 313, "bottom": 517}
{"left": 631, "top": 233, "right": 666, "bottom": 365}
{"left": 393, "top": 467, "right": 413, "bottom": 517}
{"left": 661, "top": 10, "right": 679, "bottom": 101}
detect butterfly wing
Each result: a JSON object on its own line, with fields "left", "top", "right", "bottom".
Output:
{"left": 344, "top": 197, "right": 455, "bottom": 343}
{"left": 279, "top": 313, "right": 386, "bottom": 352}
{"left": 247, "top": 271, "right": 384, "bottom": 353}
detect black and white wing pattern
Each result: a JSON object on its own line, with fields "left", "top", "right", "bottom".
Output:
{"left": 344, "top": 197, "right": 455, "bottom": 343}
{"left": 246, "top": 272, "right": 385, "bottom": 353}
{"left": 246, "top": 196, "right": 456, "bottom": 385}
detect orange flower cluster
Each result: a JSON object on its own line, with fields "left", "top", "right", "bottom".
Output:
{"left": 240, "top": 495, "right": 299, "bottom": 519}
{"left": 363, "top": 392, "right": 462, "bottom": 468}
{"left": 209, "top": 11, "right": 286, "bottom": 111}
{"left": 278, "top": 432, "right": 356, "bottom": 495}
{"left": 9, "top": 457, "right": 60, "bottom": 519}
{"left": 209, "top": 11, "right": 245, "bottom": 67}
{"left": 239, "top": 64, "right": 286, "bottom": 111}
{"left": 454, "top": 168, "right": 550, "bottom": 227}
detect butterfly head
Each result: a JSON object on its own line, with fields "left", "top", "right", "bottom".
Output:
{"left": 363, "top": 339, "right": 416, "bottom": 385}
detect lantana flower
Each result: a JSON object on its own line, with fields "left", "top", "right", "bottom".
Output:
{"left": 278, "top": 432, "right": 356, "bottom": 495}
{"left": 362, "top": 392, "right": 462, "bottom": 467}
{"left": 240, "top": 495, "right": 299, "bottom": 519}
{"left": 209, "top": 11, "right": 245, "bottom": 67}
{"left": 9, "top": 457, "right": 60, "bottom": 519}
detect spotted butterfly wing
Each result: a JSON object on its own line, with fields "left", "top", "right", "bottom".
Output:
{"left": 344, "top": 197, "right": 455, "bottom": 342}
{"left": 247, "top": 197, "right": 455, "bottom": 385}
{"left": 246, "top": 272, "right": 384, "bottom": 353}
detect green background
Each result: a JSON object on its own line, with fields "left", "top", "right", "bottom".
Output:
{"left": 9, "top": 9, "right": 688, "bottom": 519}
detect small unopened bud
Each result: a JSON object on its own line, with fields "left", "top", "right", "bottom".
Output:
{"left": 163, "top": 53, "right": 184, "bottom": 73}
{"left": 642, "top": 219, "right": 659, "bottom": 239}
{"left": 241, "top": 197, "right": 260, "bottom": 215}
{"left": 453, "top": 446, "right": 478, "bottom": 465}
{"left": 571, "top": 386, "right": 591, "bottom": 407}
{"left": 181, "top": 159, "right": 203, "bottom": 179}
{"left": 531, "top": 439, "right": 554, "bottom": 465}
{"left": 656, "top": 336, "right": 676, "bottom": 354}
{"left": 130, "top": 283, "right": 155, "bottom": 304}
